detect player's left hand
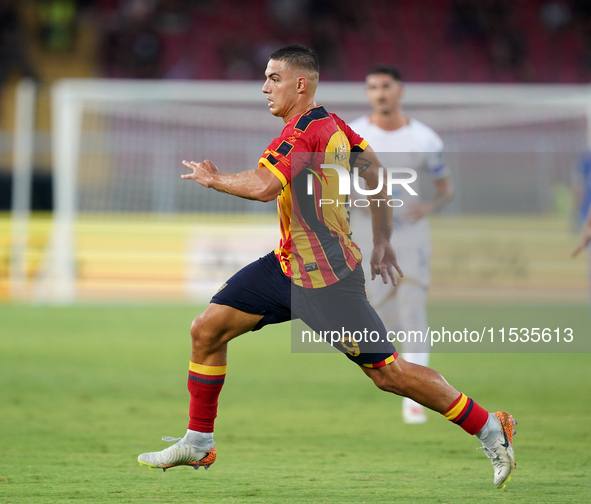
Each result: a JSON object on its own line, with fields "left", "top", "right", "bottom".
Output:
{"left": 181, "top": 160, "right": 219, "bottom": 187}
{"left": 370, "top": 242, "right": 404, "bottom": 286}
{"left": 404, "top": 202, "right": 432, "bottom": 224}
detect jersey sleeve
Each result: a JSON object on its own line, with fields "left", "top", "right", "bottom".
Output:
{"left": 333, "top": 115, "right": 369, "bottom": 152}
{"left": 424, "top": 131, "right": 449, "bottom": 179}
{"left": 258, "top": 130, "right": 309, "bottom": 187}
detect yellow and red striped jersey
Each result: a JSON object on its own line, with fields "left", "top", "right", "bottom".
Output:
{"left": 258, "top": 105, "right": 368, "bottom": 288}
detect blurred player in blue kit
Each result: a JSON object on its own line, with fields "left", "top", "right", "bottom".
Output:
{"left": 573, "top": 151, "right": 591, "bottom": 260}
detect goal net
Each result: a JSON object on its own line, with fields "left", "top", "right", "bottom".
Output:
{"left": 16, "top": 80, "right": 591, "bottom": 303}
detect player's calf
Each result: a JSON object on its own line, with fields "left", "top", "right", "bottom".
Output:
{"left": 364, "top": 357, "right": 460, "bottom": 413}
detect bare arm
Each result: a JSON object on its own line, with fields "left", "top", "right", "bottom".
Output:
{"left": 573, "top": 206, "right": 591, "bottom": 258}
{"left": 405, "top": 176, "right": 454, "bottom": 223}
{"left": 355, "top": 145, "right": 404, "bottom": 285}
{"left": 181, "top": 160, "right": 283, "bottom": 202}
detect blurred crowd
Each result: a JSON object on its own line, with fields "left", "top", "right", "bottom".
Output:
{"left": 94, "top": 0, "right": 591, "bottom": 82}
{"left": 96, "top": 0, "right": 367, "bottom": 80}
{"left": 0, "top": 0, "right": 38, "bottom": 87}
{"left": 3, "top": 0, "right": 591, "bottom": 85}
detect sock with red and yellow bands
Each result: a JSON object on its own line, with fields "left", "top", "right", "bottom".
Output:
{"left": 187, "top": 362, "right": 227, "bottom": 433}
{"left": 442, "top": 393, "right": 489, "bottom": 435}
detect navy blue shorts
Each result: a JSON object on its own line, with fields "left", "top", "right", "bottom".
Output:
{"left": 211, "top": 252, "right": 397, "bottom": 367}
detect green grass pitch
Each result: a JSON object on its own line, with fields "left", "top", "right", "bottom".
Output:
{"left": 1, "top": 304, "right": 590, "bottom": 503}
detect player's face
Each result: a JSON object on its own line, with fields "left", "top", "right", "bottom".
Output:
{"left": 366, "top": 73, "right": 403, "bottom": 114}
{"left": 262, "top": 59, "right": 299, "bottom": 118}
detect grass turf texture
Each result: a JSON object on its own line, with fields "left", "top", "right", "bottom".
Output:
{"left": 1, "top": 304, "right": 590, "bottom": 504}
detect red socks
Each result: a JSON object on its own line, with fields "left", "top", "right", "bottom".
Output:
{"left": 187, "top": 363, "right": 486, "bottom": 438}
{"left": 442, "top": 393, "right": 489, "bottom": 435}
{"left": 187, "top": 362, "right": 227, "bottom": 433}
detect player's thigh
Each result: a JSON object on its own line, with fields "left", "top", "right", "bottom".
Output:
{"left": 293, "top": 265, "right": 396, "bottom": 365}
{"left": 194, "top": 302, "right": 265, "bottom": 345}
{"left": 207, "top": 251, "right": 292, "bottom": 333}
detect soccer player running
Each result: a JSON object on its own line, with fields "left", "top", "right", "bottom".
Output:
{"left": 349, "top": 66, "right": 454, "bottom": 424}
{"left": 137, "top": 45, "right": 516, "bottom": 489}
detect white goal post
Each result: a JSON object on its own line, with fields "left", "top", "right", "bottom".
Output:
{"left": 9, "top": 79, "right": 37, "bottom": 301}
{"left": 21, "top": 79, "right": 591, "bottom": 303}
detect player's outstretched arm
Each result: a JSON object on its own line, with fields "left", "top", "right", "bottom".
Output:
{"left": 355, "top": 145, "right": 404, "bottom": 285}
{"left": 572, "top": 206, "right": 591, "bottom": 258}
{"left": 182, "top": 160, "right": 283, "bottom": 202}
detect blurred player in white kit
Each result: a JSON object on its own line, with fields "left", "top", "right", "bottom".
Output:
{"left": 350, "top": 66, "right": 455, "bottom": 424}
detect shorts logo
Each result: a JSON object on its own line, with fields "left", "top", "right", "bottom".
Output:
{"left": 216, "top": 282, "right": 228, "bottom": 293}
{"left": 304, "top": 262, "right": 319, "bottom": 272}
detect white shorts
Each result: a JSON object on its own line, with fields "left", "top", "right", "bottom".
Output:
{"left": 362, "top": 244, "right": 431, "bottom": 308}
{"left": 351, "top": 211, "right": 431, "bottom": 307}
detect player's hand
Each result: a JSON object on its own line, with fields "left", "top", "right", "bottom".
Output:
{"left": 369, "top": 242, "right": 404, "bottom": 286}
{"left": 181, "top": 160, "right": 219, "bottom": 188}
{"left": 404, "top": 202, "right": 432, "bottom": 224}
{"left": 572, "top": 227, "right": 591, "bottom": 258}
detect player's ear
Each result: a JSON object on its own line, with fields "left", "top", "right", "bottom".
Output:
{"left": 296, "top": 76, "right": 307, "bottom": 93}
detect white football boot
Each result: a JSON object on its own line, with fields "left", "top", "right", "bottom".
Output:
{"left": 479, "top": 411, "right": 517, "bottom": 488}
{"left": 138, "top": 436, "right": 216, "bottom": 472}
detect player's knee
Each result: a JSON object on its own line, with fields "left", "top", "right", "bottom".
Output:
{"left": 190, "top": 315, "right": 221, "bottom": 351}
{"left": 371, "top": 372, "right": 391, "bottom": 392}
{"left": 375, "top": 377, "right": 407, "bottom": 396}
{"left": 370, "top": 362, "right": 409, "bottom": 396}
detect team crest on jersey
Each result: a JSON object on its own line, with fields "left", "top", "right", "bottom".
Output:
{"left": 334, "top": 144, "right": 347, "bottom": 163}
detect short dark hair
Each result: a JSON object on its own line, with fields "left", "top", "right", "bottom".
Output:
{"left": 269, "top": 45, "right": 319, "bottom": 74}
{"left": 367, "top": 65, "right": 402, "bottom": 82}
